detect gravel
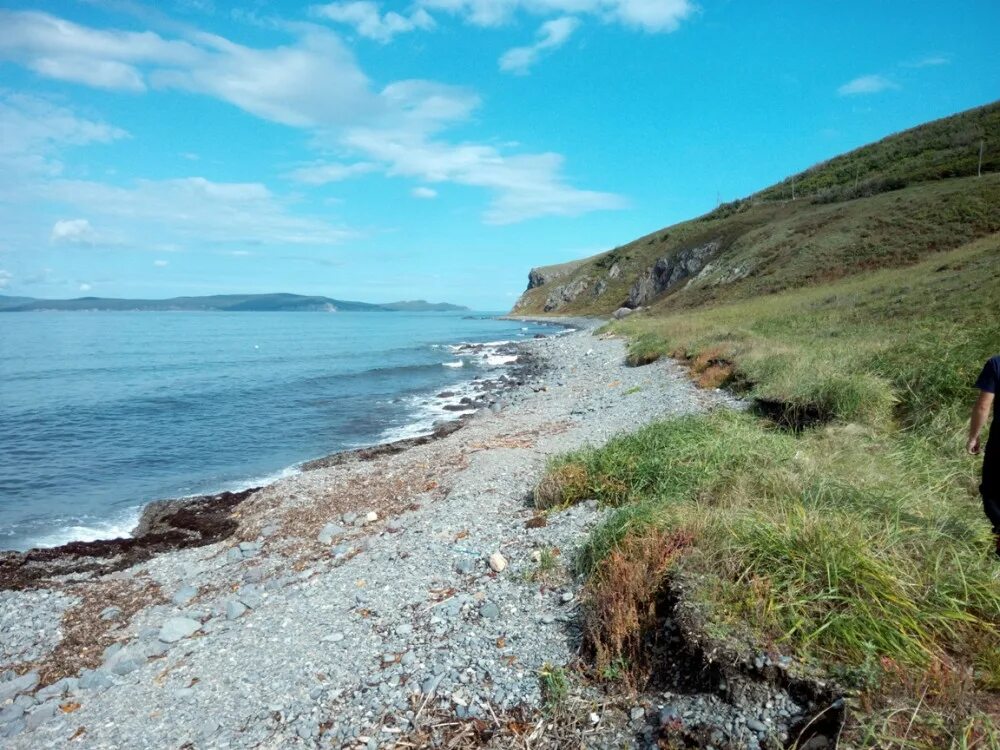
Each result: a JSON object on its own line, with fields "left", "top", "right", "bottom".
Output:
{"left": 0, "top": 321, "right": 758, "bottom": 748}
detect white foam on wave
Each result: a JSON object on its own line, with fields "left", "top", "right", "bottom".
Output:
{"left": 485, "top": 354, "right": 519, "bottom": 366}
{"left": 217, "top": 464, "right": 302, "bottom": 493}
{"left": 442, "top": 360, "right": 464, "bottom": 368}
{"left": 28, "top": 508, "right": 142, "bottom": 549}
{"left": 24, "top": 464, "right": 303, "bottom": 551}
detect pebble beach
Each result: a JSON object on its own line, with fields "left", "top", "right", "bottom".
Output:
{"left": 0, "top": 321, "right": 816, "bottom": 750}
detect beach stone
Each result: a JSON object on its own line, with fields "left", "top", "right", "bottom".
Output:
{"left": 111, "top": 658, "right": 141, "bottom": 676}
{"left": 318, "top": 523, "right": 346, "bottom": 544}
{"left": 455, "top": 557, "right": 475, "bottom": 575}
{"left": 24, "top": 700, "right": 57, "bottom": 730}
{"left": 747, "top": 719, "right": 767, "bottom": 733}
{"left": 659, "top": 705, "right": 680, "bottom": 725}
{"left": 0, "top": 672, "right": 38, "bottom": 703}
{"left": 0, "top": 703, "right": 24, "bottom": 724}
{"left": 341, "top": 512, "right": 358, "bottom": 525}
{"left": 488, "top": 552, "right": 507, "bottom": 572}
{"left": 363, "top": 511, "right": 379, "bottom": 525}
{"left": 480, "top": 602, "right": 500, "bottom": 620}
{"left": 560, "top": 591, "right": 574, "bottom": 603}
{"left": 158, "top": 617, "right": 201, "bottom": 643}
{"left": 99, "top": 606, "right": 123, "bottom": 621}
{"left": 630, "top": 706, "right": 645, "bottom": 721}
{"left": 1, "top": 719, "right": 25, "bottom": 738}
{"left": 226, "top": 601, "right": 248, "bottom": 620}
{"left": 225, "top": 547, "right": 243, "bottom": 563}
{"left": 172, "top": 585, "right": 199, "bottom": 606}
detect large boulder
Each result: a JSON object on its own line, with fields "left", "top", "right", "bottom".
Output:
{"left": 627, "top": 239, "right": 721, "bottom": 307}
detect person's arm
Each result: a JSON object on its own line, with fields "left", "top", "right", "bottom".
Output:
{"left": 968, "top": 391, "right": 995, "bottom": 454}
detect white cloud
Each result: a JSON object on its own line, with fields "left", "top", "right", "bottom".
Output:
{"left": 421, "top": 0, "right": 694, "bottom": 32}
{"left": 344, "top": 128, "right": 626, "bottom": 223}
{"left": 0, "top": 93, "right": 128, "bottom": 178}
{"left": 837, "top": 74, "right": 899, "bottom": 96}
{"left": 45, "top": 177, "right": 356, "bottom": 246}
{"left": 904, "top": 54, "right": 949, "bottom": 68}
{"left": 0, "top": 10, "right": 199, "bottom": 91}
{"left": 51, "top": 218, "right": 98, "bottom": 245}
{"left": 500, "top": 16, "right": 579, "bottom": 74}
{"left": 0, "top": 270, "right": 11, "bottom": 289}
{"left": 153, "top": 259, "right": 169, "bottom": 267}
{"left": 0, "top": 10, "right": 625, "bottom": 224}
{"left": 411, "top": 186, "right": 438, "bottom": 198}
{"left": 78, "top": 282, "right": 92, "bottom": 292}
{"left": 288, "top": 161, "right": 377, "bottom": 184}
{"left": 312, "top": 2, "right": 435, "bottom": 43}
{"left": 0, "top": 11, "right": 376, "bottom": 128}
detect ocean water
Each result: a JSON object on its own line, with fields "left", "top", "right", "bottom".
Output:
{"left": 0, "top": 311, "right": 558, "bottom": 551}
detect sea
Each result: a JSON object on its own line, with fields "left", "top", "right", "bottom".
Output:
{"left": 0, "top": 311, "right": 560, "bottom": 552}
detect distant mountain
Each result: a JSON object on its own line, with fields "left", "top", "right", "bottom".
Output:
{"left": 0, "top": 294, "right": 469, "bottom": 313}
{"left": 379, "top": 300, "right": 469, "bottom": 311}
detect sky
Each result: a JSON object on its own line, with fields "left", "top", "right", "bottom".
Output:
{"left": 0, "top": 1, "right": 997, "bottom": 309}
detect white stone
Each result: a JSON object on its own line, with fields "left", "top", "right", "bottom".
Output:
{"left": 488, "top": 552, "right": 507, "bottom": 572}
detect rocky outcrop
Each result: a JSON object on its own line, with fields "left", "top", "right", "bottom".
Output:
{"left": 527, "top": 261, "right": 583, "bottom": 290}
{"left": 544, "top": 276, "right": 592, "bottom": 312}
{"left": 626, "top": 240, "right": 721, "bottom": 307}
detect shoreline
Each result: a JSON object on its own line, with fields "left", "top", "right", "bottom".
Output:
{"left": 0, "top": 324, "right": 792, "bottom": 750}
{"left": 2, "top": 321, "right": 568, "bottom": 557}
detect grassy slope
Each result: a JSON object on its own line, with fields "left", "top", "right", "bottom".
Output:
{"left": 523, "top": 102, "right": 1000, "bottom": 749}
{"left": 541, "top": 236, "right": 1000, "bottom": 747}
{"left": 513, "top": 102, "right": 1000, "bottom": 317}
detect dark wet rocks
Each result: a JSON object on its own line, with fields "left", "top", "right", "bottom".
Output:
{"left": 0, "top": 488, "right": 258, "bottom": 591}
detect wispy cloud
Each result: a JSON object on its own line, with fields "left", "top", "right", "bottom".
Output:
{"left": 411, "top": 186, "right": 438, "bottom": 198}
{"left": 499, "top": 16, "right": 579, "bottom": 74}
{"left": 0, "top": 270, "right": 11, "bottom": 289}
{"left": 311, "top": 1, "right": 435, "bottom": 42}
{"left": 837, "top": 74, "right": 899, "bottom": 96}
{"left": 45, "top": 176, "right": 358, "bottom": 246}
{"left": 153, "top": 259, "right": 169, "bottom": 267}
{"left": 288, "top": 161, "right": 377, "bottom": 184}
{"left": 420, "top": 0, "right": 694, "bottom": 32}
{"left": 0, "top": 9, "right": 626, "bottom": 225}
{"left": 344, "top": 128, "right": 627, "bottom": 223}
{"left": 903, "top": 54, "right": 949, "bottom": 68}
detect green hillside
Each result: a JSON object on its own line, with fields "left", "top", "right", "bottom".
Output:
{"left": 512, "top": 101, "right": 1000, "bottom": 316}
{"left": 522, "top": 102, "right": 1000, "bottom": 749}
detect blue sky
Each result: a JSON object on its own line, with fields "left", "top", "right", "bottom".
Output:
{"left": 0, "top": 1, "right": 997, "bottom": 309}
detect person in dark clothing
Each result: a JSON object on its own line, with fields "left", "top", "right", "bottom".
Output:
{"left": 968, "top": 355, "right": 1000, "bottom": 558}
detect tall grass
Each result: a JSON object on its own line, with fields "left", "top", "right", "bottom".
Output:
{"left": 543, "top": 234, "right": 1000, "bottom": 748}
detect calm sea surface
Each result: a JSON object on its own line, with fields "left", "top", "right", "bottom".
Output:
{"left": 0, "top": 311, "right": 556, "bottom": 551}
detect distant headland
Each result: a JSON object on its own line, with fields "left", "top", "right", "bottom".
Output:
{"left": 0, "top": 294, "right": 469, "bottom": 313}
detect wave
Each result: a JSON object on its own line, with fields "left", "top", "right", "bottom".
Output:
{"left": 25, "top": 508, "right": 142, "bottom": 549}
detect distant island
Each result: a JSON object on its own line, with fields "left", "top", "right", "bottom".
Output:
{"left": 0, "top": 294, "right": 469, "bottom": 313}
